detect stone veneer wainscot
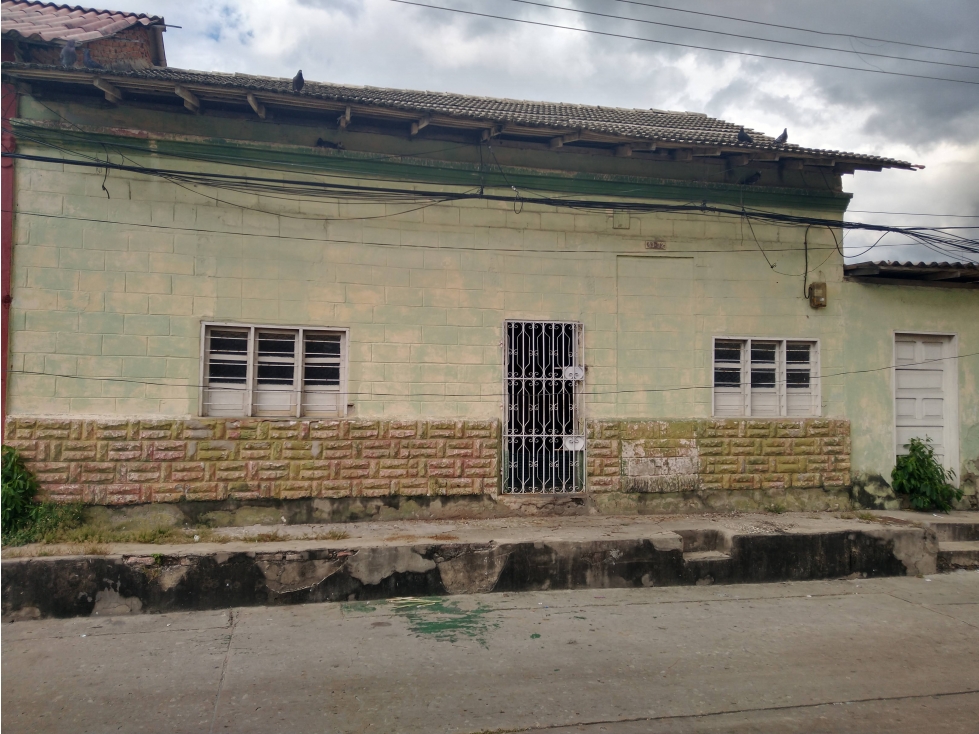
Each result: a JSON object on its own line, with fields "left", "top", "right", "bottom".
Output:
{"left": 5, "top": 417, "right": 849, "bottom": 507}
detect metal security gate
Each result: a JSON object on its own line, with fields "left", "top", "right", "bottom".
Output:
{"left": 503, "top": 320, "right": 585, "bottom": 493}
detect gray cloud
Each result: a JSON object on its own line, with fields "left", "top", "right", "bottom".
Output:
{"left": 116, "top": 0, "right": 979, "bottom": 261}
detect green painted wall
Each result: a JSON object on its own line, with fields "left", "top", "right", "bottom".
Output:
{"left": 5, "top": 96, "right": 976, "bottom": 498}
{"left": 842, "top": 282, "right": 979, "bottom": 498}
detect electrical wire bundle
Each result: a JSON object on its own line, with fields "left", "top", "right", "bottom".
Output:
{"left": 4, "top": 105, "right": 978, "bottom": 264}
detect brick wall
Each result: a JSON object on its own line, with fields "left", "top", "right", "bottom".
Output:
{"left": 4, "top": 417, "right": 499, "bottom": 504}
{"left": 6, "top": 417, "right": 848, "bottom": 507}
{"left": 586, "top": 418, "right": 850, "bottom": 495}
{"left": 23, "top": 27, "right": 156, "bottom": 70}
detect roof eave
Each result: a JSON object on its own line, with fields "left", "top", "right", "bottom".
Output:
{"left": 0, "top": 62, "right": 915, "bottom": 172}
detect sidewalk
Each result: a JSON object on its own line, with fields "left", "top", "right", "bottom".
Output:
{"left": 6, "top": 511, "right": 974, "bottom": 620}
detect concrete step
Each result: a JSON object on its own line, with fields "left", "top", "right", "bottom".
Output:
{"left": 874, "top": 511, "right": 979, "bottom": 542}
{"left": 938, "top": 541, "right": 979, "bottom": 570}
{"left": 1, "top": 513, "right": 940, "bottom": 620}
{"left": 934, "top": 523, "right": 979, "bottom": 543}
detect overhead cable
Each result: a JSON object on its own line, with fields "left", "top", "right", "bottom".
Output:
{"left": 607, "top": 0, "right": 979, "bottom": 57}
{"left": 503, "top": 0, "right": 979, "bottom": 70}
{"left": 5, "top": 151, "right": 977, "bottom": 259}
{"left": 385, "top": 0, "right": 979, "bottom": 85}
{"left": 10, "top": 352, "right": 979, "bottom": 398}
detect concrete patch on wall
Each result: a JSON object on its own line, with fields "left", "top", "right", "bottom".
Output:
{"left": 621, "top": 430, "right": 699, "bottom": 492}
{"left": 257, "top": 555, "right": 345, "bottom": 594}
{"left": 594, "top": 418, "right": 852, "bottom": 502}
{"left": 346, "top": 546, "right": 437, "bottom": 586}
{"left": 92, "top": 588, "right": 143, "bottom": 616}
{"left": 434, "top": 544, "right": 509, "bottom": 594}
{"left": 864, "top": 527, "right": 937, "bottom": 576}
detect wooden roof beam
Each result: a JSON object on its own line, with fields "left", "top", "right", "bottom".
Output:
{"left": 922, "top": 271, "right": 964, "bottom": 281}
{"left": 174, "top": 85, "right": 199, "bottom": 112}
{"left": 246, "top": 93, "right": 266, "bottom": 119}
{"left": 93, "top": 77, "right": 122, "bottom": 104}
{"left": 481, "top": 125, "right": 502, "bottom": 141}
{"left": 846, "top": 264, "right": 881, "bottom": 277}
{"left": 410, "top": 114, "right": 431, "bottom": 136}
{"left": 549, "top": 131, "right": 581, "bottom": 149}
{"left": 338, "top": 106, "right": 351, "bottom": 130}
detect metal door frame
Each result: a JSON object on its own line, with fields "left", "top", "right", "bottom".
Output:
{"left": 501, "top": 319, "right": 586, "bottom": 494}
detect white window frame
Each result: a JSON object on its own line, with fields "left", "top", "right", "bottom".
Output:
{"left": 892, "top": 332, "right": 959, "bottom": 482}
{"left": 711, "top": 336, "right": 821, "bottom": 418}
{"left": 199, "top": 322, "right": 349, "bottom": 418}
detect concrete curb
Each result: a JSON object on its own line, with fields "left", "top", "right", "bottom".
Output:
{"left": 2, "top": 525, "right": 934, "bottom": 620}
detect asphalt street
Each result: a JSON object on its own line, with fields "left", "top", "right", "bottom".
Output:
{"left": 2, "top": 572, "right": 978, "bottom": 733}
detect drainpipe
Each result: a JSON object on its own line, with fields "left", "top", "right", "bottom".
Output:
{"left": 1, "top": 55, "right": 16, "bottom": 433}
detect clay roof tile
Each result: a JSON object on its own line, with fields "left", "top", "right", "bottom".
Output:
{"left": 1, "top": 0, "right": 162, "bottom": 44}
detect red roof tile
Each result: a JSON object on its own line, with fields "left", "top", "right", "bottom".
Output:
{"left": 1, "top": 0, "right": 162, "bottom": 43}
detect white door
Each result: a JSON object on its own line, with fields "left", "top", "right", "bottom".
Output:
{"left": 894, "top": 335, "right": 953, "bottom": 465}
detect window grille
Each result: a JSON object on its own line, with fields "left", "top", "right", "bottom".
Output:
{"left": 712, "top": 337, "right": 819, "bottom": 417}
{"left": 201, "top": 323, "right": 346, "bottom": 417}
{"left": 503, "top": 320, "right": 585, "bottom": 493}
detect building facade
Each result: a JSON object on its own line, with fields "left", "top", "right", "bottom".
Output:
{"left": 2, "top": 61, "right": 976, "bottom": 516}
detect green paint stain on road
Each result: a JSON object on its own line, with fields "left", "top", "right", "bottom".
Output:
{"left": 530, "top": 633, "right": 541, "bottom": 639}
{"left": 391, "top": 597, "right": 500, "bottom": 647}
{"left": 342, "top": 601, "right": 385, "bottom": 614}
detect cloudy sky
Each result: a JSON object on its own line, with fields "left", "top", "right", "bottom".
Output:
{"left": 125, "top": 0, "right": 979, "bottom": 262}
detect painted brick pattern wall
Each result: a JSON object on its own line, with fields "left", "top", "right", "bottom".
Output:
{"left": 586, "top": 418, "right": 850, "bottom": 494}
{"left": 6, "top": 417, "right": 847, "bottom": 506}
{"left": 4, "top": 417, "right": 499, "bottom": 504}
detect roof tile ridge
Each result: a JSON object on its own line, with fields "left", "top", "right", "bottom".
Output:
{"left": 1, "top": 0, "right": 162, "bottom": 23}
{"left": 160, "top": 66, "right": 727, "bottom": 123}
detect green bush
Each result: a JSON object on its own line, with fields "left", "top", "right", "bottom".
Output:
{"left": 2, "top": 445, "right": 84, "bottom": 546}
{"left": 892, "top": 437, "right": 963, "bottom": 512}
{"left": 2, "top": 445, "right": 39, "bottom": 535}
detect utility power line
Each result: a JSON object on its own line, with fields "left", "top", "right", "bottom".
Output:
{"left": 504, "top": 0, "right": 979, "bottom": 70}
{"left": 608, "top": 0, "right": 979, "bottom": 57}
{"left": 848, "top": 210, "right": 979, "bottom": 218}
{"left": 6, "top": 149, "right": 978, "bottom": 261}
{"left": 10, "top": 352, "right": 979, "bottom": 398}
{"left": 386, "top": 0, "right": 979, "bottom": 85}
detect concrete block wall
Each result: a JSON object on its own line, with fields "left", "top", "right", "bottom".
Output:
{"left": 6, "top": 147, "right": 847, "bottom": 425}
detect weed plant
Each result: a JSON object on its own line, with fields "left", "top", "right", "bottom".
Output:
{"left": 2, "top": 446, "right": 85, "bottom": 545}
{"left": 892, "top": 437, "right": 963, "bottom": 512}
